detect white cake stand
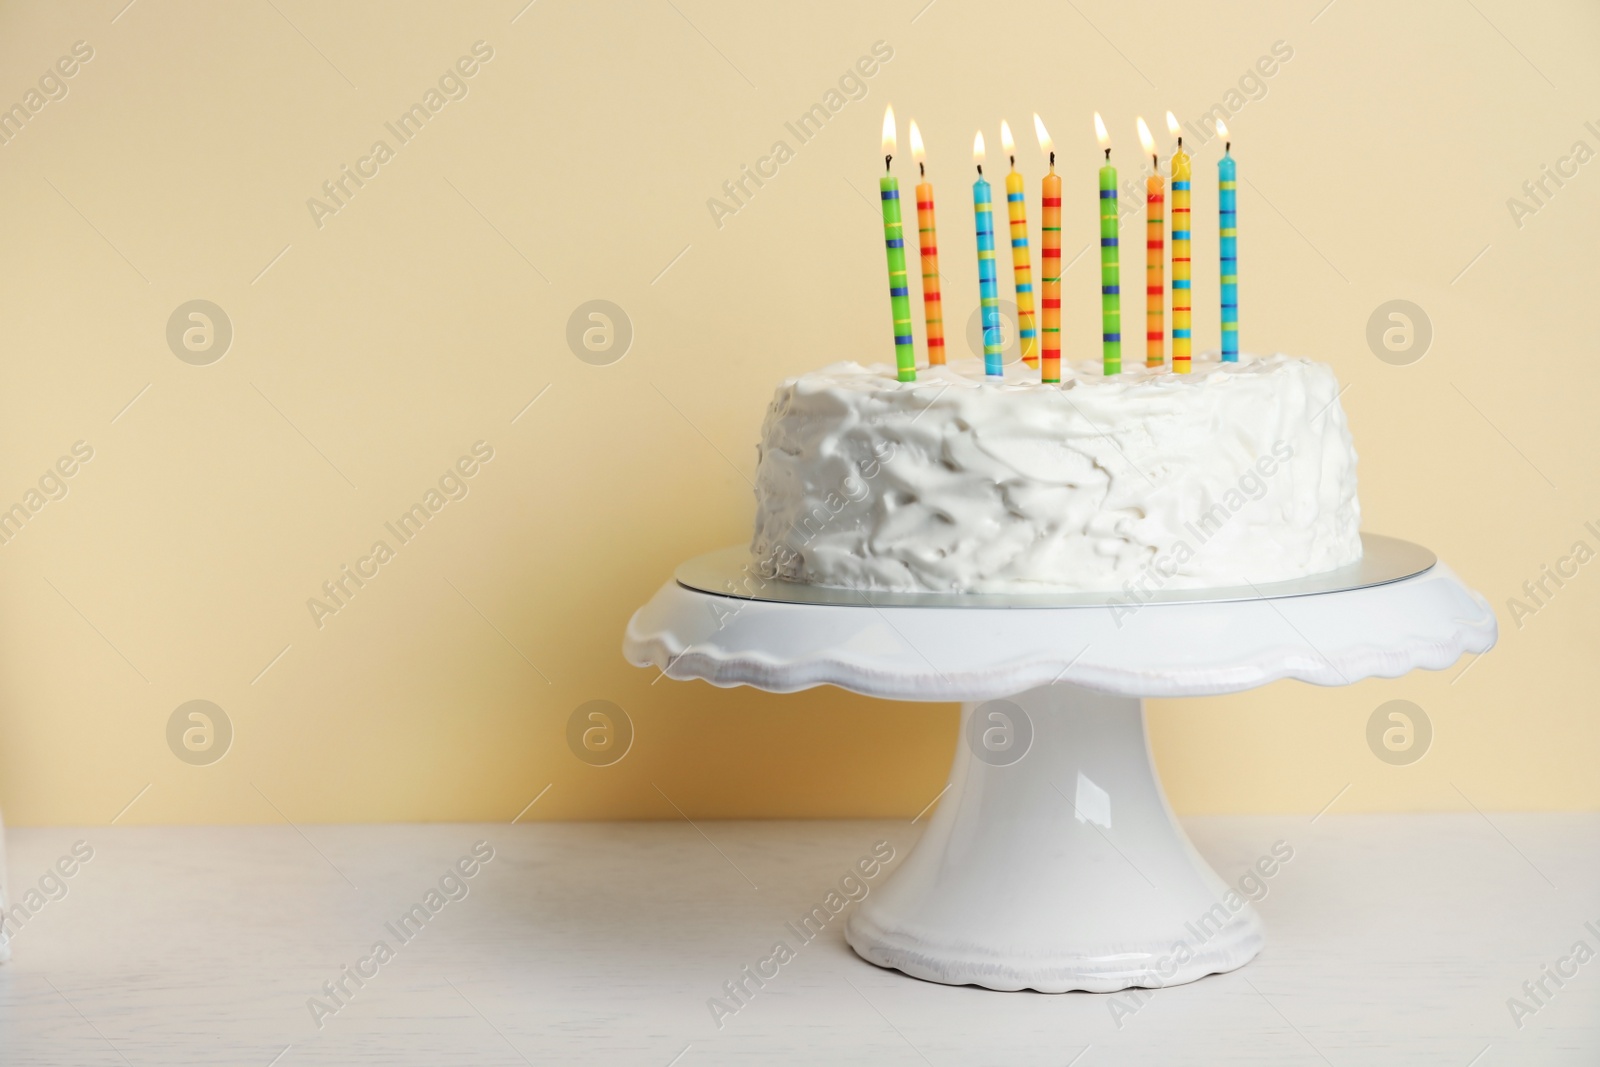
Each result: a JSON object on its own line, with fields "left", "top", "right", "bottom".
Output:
{"left": 622, "top": 536, "right": 1497, "bottom": 993}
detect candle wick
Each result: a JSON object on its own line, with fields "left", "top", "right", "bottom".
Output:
{"left": 1177, "top": 136, "right": 1183, "bottom": 150}
{"left": 976, "top": 163, "right": 983, "bottom": 176}
{"left": 1152, "top": 154, "right": 1158, "bottom": 169}
{"left": 1009, "top": 154, "right": 1015, "bottom": 168}
{"left": 1049, "top": 151, "right": 1055, "bottom": 167}
{"left": 885, "top": 154, "right": 892, "bottom": 172}
{"left": 1104, "top": 147, "right": 1111, "bottom": 161}
{"left": 918, "top": 160, "right": 925, "bottom": 178}
{"left": 1225, "top": 142, "right": 1231, "bottom": 153}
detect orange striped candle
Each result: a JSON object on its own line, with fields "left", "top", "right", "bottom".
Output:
{"left": 1137, "top": 117, "right": 1164, "bottom": 369}
{"left": 909, "top": 120, "right": 945, "bottom": 366}
{"left": 1167, "top": 112, "right": 1192, "bottom": 374}
{"left": 1034, "top": 114, "right": 1061, "bottom": 384}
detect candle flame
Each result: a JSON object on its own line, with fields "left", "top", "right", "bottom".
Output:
{"left": 1136, "top": 116, "right": 1156, "bottom": 157}
{"left": 882, "top": 105, "right": 896, "bottom": 157}
{"left": 909, "top": 119, "right": 925, "bottom": 164}
{"left": 1093, "top": 111, "right": 1110, "bottom": 151}
{"left": 973, "top": 130, "right": 986, "bottom": 168}
{"left": 1214, "top": 117, "right": 1228, "bottom": 139}
{"left": 1166, "top": 110, "right": 1181, "bottom": 138}
{"left": 1000, "top": 119, "right": 1016, "bottom": 159}
{"left": 1033, "top": 113, "right": 1053, "bottom": 157}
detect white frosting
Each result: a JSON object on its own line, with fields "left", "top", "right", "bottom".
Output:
{"left": 751, "top": 354, "right": 1362, "bottom": 594}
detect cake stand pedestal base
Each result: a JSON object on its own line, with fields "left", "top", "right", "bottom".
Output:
{"left": 624, "top": 541, "right": 1497, "bottom": 993}
{"left": 846, "top": 684, "right": 1261, "bottom": 993}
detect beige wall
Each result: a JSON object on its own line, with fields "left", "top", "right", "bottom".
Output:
{"left": 0, "top": 0, "right": 1594, "bottom": 825}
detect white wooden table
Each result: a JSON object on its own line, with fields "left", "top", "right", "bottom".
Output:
{"left": 2, "top": 816, "right": 1596, "bottom": 1065}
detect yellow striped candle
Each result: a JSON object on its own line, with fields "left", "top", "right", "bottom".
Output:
{"left": 1137, "top": 117, "right": 1164, "bottom": 369}
{"left": 1000, "top": 121, "right": 1038, "bottom": 367}
{"left": 1167, "top": 112, "right": 1192, "bottom": 374}
{"left": 909, "top": 120, "right": 945, "bottom": 366}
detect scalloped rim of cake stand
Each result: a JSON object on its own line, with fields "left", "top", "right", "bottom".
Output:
{"left": 624, "top": 538, "right": 1497, "bottom": 701}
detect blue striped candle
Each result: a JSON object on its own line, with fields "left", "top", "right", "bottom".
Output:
{"left": 1218, "top": 126, "right": 1238, "bottom": 362}
{"left": 974, "top": 131, "right": 1003, "bottom": 377}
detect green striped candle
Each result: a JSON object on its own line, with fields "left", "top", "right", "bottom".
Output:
{"left": 1095, "top": 113, "right": 1121, "bottom": 376}
{"left": 881, "top": 107, "right": 916, "bottom": 382}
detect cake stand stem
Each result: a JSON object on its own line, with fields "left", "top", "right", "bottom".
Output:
{"left": 845, "top": 683, "right": 1264, "bottom": 993}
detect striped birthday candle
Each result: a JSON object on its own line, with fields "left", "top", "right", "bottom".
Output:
{"left": 880, "top": 107, "right": 915, "bottom": 382}
{"left": 1167, "top": 113, "right": 1192, "bottom": 374}
{"left": 1035, "top": 114, "right": 1062, "bottom": 384}
{"left": 1095, "top": 113, "right": 1120, "bottom": 377}
{"left": 1217, "top": 119, "right": 1238, "bottom": 362}
{"left": 1137, "top": 117, "right": 1164, "bottom": 369}
{"left": 909, "top": 120, "right": 945, "bottom": 365}
{"left": 974, "top": 131, "right": 1004, "bottom": 377}
{"left": 1000, "top": 121, "right": 1038, "bottom": 367}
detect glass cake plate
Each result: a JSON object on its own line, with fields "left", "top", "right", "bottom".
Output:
{"left": 675, "top": 531, "right": 1434, "bottom": 609}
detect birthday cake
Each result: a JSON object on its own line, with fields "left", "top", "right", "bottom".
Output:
{"left": 750, "top": 353, "right": 1361, "bottom": 595}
